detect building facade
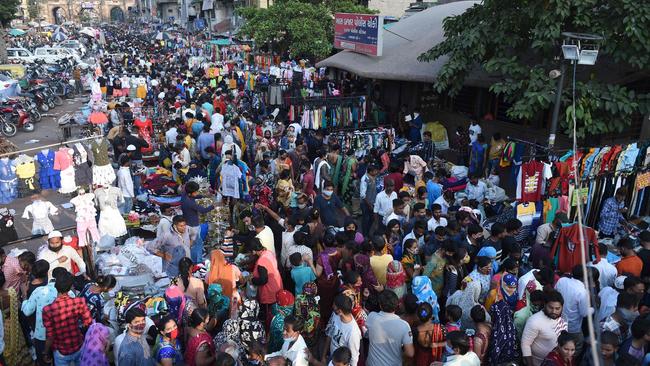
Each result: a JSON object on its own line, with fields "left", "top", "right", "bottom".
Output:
{"left": 18, "top": 0, "right": 136, "bottom": 24}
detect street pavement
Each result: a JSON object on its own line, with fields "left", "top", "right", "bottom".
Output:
{"left": 4, "top": 95, "right": 88, "bottom": 254}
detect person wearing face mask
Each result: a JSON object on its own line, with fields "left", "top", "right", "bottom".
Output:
{"left": 265, "top": 315, "right": 309, "bottom": 366}
{"left": 153, "top": 316, "right": 183, "bottom": 366}
{"left": 600, "top": 292, "right": 640, "bottom": 344}
{"left": 443, "top": 331, "right": 480, "bottom": 366}
{"left": 41, "top": 271, "right": 94, "bottom": 365}
{"left": 401, "top": 238, "right": 423, "bottom": 287}
{"left": 118, "top": 307, "right": 155, "bottom": 366}
{"left": 313, "top": 180, "right": 349, "bottom": 227}
{"left": 37, "top": 231, "right": 88, "bottom": 281}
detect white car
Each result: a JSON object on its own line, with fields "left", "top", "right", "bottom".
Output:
{"left": 6, "top": 48, "right": 41, "bottom": 64}
{"left": 57, "top": 40, "right": 87, "bottom": 56}
{"left": 33, "top": 47, "right": 74, "bottom": 63}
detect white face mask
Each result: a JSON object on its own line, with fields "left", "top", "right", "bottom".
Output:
{"left": 322, "top": 190, "right": 333, "bottom": 197}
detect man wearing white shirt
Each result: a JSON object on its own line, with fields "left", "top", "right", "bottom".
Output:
{"left": 117, "top": 155, "right": 135, "bottom": 215}
{"left": 37, "top": 231, "right": 87, "bottom": 280}
{"left": 254, "top": 215, "right": 276, "bottom": 254}
{"left": 382, "top": 198, "right": 405, "bottom": 226}
{"left": 433, "top": 192, "right": 452, "bottom": 215}
{"left": 468, "top": 121, "right": 481, "bottom": 143}
{"left": 427, "top": 203, "right": 448, "bottom": 232}
{"left": 588, "top": 242, "right": 618, "bottom": 290}
{"left": 555, "top": 265, "right": 591, "bottom": 354}
{"left": 323, "top": 294, "right": 362, "bottom": 366}
{"left": 210, "top": 112, "right": 224, "bottom": 134}
{"left": 373, "top": 179, "right": 397, "bottom": 229}
{"left": 165, "top": 122, "right": 178, "bottom": 145}
{"left": 466, "top": 174, "right": 487, "bottom": 202}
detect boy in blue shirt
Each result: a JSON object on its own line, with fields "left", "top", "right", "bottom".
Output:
{"left": 290, "top": 252, "right": 316, "bottom": 295}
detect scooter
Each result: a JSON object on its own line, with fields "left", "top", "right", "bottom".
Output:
{"left": 0, "top": 103, "right": 34, "bottom": 133}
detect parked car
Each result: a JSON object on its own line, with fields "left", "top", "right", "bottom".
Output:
{"left": 57, "top": 40, "right": 87, "bottom": 56}
{"left": 7, "top": 48, "right": 39, "bottom": 64}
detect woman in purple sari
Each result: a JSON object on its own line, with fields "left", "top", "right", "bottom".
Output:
{"left": 79, "top": 322, "right": 111, "bottom": 366}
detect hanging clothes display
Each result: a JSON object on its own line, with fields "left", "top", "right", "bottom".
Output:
{"left": 0, "top": 208, "right": 18, "bottom": 245}
{"left": 91, "top": 138, "right": 116, "bottom": 186}
{"left": 550, "top": 224, "right": 600, "bottom": 274}
{"left": 0, "top": 157, "right": 17, "bottom": 204}
{"left": 289, "top": 96, "right": 367, "bottom": 130}
{"left": 14, "top": 154, "right": 38, "bottom": 197}
{"left": 54, "top": 147, "right": 77, "bottom": 194}
{"left": 221, "top": 162, "right": 243, "bottom": 199}
{"left": 326, "top": 129, "right": 393, "bottom": 158}
{"left": 73, "top": 143, "right": 93, "bottom": 188}
{"left": 95, "top": 186, "right": 127, "bottom": 238}
{"left": 22, "top": 199, "right": 58, "bottom": 235}
{"left": 134, "top": 117, "right": 154, "bottom": 155}
{"left": 36, "top": 149, "right": 61, "bottom": 190}
{"left": 70, "top": 191, "right": 100, "bottom": 247}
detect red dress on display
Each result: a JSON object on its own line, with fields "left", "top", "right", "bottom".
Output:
{"left": 134, "top": 118, "right": 154, "bottom": 154}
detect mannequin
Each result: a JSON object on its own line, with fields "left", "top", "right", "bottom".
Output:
{"left": 95, "top": 185, "right": 127, "bottom": 238}
{"left": 90, "top": 137, "right": 116, "bottom": 186}
{"left": 22, "top": 195, "right": 58, "bottom": 235}
{"left": 70, "top": 188, "right": 100, "bottom": 247}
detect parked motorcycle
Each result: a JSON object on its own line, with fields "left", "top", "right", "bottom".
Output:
{"left": 0, "top": 102, "right": 34, "bottom": 133}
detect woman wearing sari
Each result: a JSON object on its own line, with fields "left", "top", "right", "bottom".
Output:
{"left": 185, "top": 308, "right": 216, "bottom": 366}
{"left": 386, "top": 260, "right": 408, "bottom": 302}
{"left": 153, "top": 316, "right": 183, "bottom": 366}
{"left": 412, "top": 276, "right": 440, "bottom": 323}
{"left": 384, "top": 219, "right": 403, "bottom": 257}
{"left": 414, "top": 302, "right": 446, "bottom": 366}
{"left": 268, "top": 290, "right": 295, "bottom": 353}
{"left": 342, "top": 271, "right": 368, "bottom": 336}
{"left": 445, "top": 276, "right": 482, "bottom": 329}
{"left": 293, "top": 282, "right": 321, "bottom": 348}
{"left": 484, "top": 273, "right": 518, "bottom": 312}
{"left": 488, "top": 299, "right": 519, "bottom": 365}
{"left": 353, "top": 246, "right": 381, "bottom": 297}
{"left": 165, "top": 286, "right": 198, "bottom": 329}
{"left": 541, "top": 332, "right": 576, "bottom": 366}
{"left": 468, "top": 256, "right": 493, "bottom": 303}
{"left": 79, "top": 322, "right": 111, "bottom": 366}
{"left": 490, "top": 258, "right": 519, "bottom": 290}
{"left": 207, "top": 249, "right": 241, "bottom": 301}
{"left": 401, "top": 239, "right": 423, "bottom": 288}
{"left": 340, "top": 149, "right": 358, "bottom": 210}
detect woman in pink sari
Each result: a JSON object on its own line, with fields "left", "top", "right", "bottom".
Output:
{"left": 185, "top": 308, "right": 216, "bottom": 366}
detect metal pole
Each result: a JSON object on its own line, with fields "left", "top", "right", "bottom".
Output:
{"left": 548, "top": 61, "right": 567, "bottom": 150}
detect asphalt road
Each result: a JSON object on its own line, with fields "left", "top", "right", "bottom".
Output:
{"left": 4, "top": 95, "right": 88, "bottom": 254}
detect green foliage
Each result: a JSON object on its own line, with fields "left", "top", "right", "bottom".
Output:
{"left": 0, "top": 0, "right": 20, "bottom": 27}
{"left": 27, "top": 0, "right": 40, "bottom": 20}
{"left": 238, "top": 0, "right": 376, "bottom": 60}
{"left": 419, "top": 0, "right": 650, "bottom": 138}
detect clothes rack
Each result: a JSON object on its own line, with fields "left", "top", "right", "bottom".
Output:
{"left": 0, "top": 135, "right": 104, "bottom": 158}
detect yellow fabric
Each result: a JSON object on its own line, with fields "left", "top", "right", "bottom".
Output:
{"left": 3, "top": 288, "right": 31, "bottom": 366}
{"left": 228, "top": 78, "right": 237, "bottom": 89}
{"left": 516, "top": 202, "right": 536, "bottom": 218}
{"left": 15, "top": 161, "right": 35, "bottom": 179}
{"left": 488, "top": 138, "right": 506, "bottom": 160}
{"left": 423, "top": 121, "right": 449, "bottom": 149}
{"left": 136, "top": 85, "right": 147, "bottom": 99}
{"left": 542, "top": 199, "right": 552, "bottom": 223}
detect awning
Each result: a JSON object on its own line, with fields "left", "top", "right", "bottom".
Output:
{"left": 317, "top": 1, "right": 481, "bottom": 84}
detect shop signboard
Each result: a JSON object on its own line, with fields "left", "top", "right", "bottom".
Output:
{"left": 334, "top": 13, "right": 383, "bottom": 56}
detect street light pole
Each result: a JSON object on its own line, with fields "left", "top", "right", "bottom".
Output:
{"left": 548, "top": 61, "right": 566, "bottom": 150}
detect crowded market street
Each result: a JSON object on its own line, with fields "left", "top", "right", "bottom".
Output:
{"left": 0, "top": 1, "right": 649, "bottom": 366}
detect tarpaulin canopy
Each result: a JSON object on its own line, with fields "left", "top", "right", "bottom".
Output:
{"left": 316, "top": 1, "right": 484, "bottom": 84}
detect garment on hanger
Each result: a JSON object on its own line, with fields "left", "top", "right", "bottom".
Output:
{"left": 36, "top": 149, "right": 61, "bottom": 190}
{"left": 91, "top": 139, "right": 115, "bottom": 186}
{"left": 22, "top": 200, "right": 58, "bottom": 235}
{"left": 0, "top": 208, "right": 18, "bottom": 245}
{"left": 70, "top": 192, "right": 100, "bottom": 247}
{"left": 550, "top": 224, "right": 600, "bottom": 274}
{"left": 14, "top": 154, "right": 38, "bottom": 197}
{"left": 0, "top": 157, "right": 17, "bottom": 204}
{"left": 54, "top": 147, "right": 77, "bottom": 194}
{"left": 221, "top": 162, "right": 242, "bottom": 199}
{"left": 95, "top": 186, "right": 127, "bottom": 238}
{"left": 73, "top": 143, "right": 93, "bottom": 187}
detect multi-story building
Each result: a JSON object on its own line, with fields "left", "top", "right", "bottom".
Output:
{"left": 18, "top": 0, "right": 136, "bottom": 24}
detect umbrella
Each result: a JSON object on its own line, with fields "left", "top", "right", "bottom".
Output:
{"left": 8, "top": 29, "right": 26, "bottom": 37}
{"left": 88, "top": 111, "right": 108, "bottom": 125}
{"left": 80, "top": 27, "right": 96, "bottom": 38}
{"left": 52, "top": 32, "right": 67, "bottom": 42}
{"left": 155, "top": 31, "right": 172, "bottom": 40}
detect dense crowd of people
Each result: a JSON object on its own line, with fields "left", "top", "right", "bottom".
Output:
{"left": 1, "top": 22, "right": 649, "bottom": 366}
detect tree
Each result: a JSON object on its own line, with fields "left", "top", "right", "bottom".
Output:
{"left": 0, "top": 0, "right": 21, "bottom": 64}
{"left": 418, "top": 0, "right": 650, "bottom": 138}
{"left": 238, "top": 0, "right": 376, "bottom": 60}
{"left": 27, "top": 0, "right": 40, "bottom": 20}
